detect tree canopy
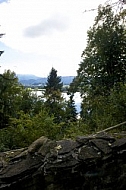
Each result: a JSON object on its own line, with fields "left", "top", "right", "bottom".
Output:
{"left": 45, "top": 67, "right": 63, "bottom": 92}
{"left": 44, "top": 67, "right": 65, "bottom": 123}
{"left": 77, "top": 5, "right": 126, "bottom": 97}
{"left": 70, "top": 4, "right": 126, "bottom": 129}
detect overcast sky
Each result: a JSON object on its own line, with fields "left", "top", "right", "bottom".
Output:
{"left": 0, "top": 0, "right": 119, "bottom": 77}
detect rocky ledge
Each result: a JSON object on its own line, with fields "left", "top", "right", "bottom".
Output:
{"left": 0, "top": 133, "right": 126, "bottom": 190}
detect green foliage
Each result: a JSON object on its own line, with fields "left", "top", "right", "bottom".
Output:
{"left": 32, "top": 110, "right": 61, "bottom": 140}
{"left": 81, "top": 83, "right": 126, "bottom": 131}
{"left": 45, "top": 67, "right": 63, "bottom": 91}
{"left": 70, "top": 4, "right": 126, "bottom": 132}
{"left": 18, "top": 89, "right": 34, "bottom": 114}
{"left": 107, "top": 83, "right": 126, "bottom": 125}
{"left": 0, "top": 110, "right": 61, "bottom": 150}
{"left": 44, "top": 67, "right": 78, "bottom": 124}
{"left": 0, "top": 70, "right": 45, "bottom": 128}
{"left": 0, "top": 69, "right": 79, "bottom": 151}
{"left": 76, "top": 5, "right": 126, "bottom": 96}
{"left": 62, "top": 121, "right": 90, "bottom": 139}
{"left": 18, "top": 88, "right": 44, "bottom": 115}
{"left": 44, "top": 67, "right": 65, "bottom": 123}
{"left": 0, "top": 70, "right": 23, "bottom": 128}
{"left": 65, "top": 93, "right": 77, "bottom": 122}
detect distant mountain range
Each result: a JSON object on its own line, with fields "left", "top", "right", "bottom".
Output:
{"left": 17, "top": 74, "right": 75, "bottom": 86}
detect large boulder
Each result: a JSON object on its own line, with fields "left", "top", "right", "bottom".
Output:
{"left": 0, "top": 133, "right": 126, "bottom": 190}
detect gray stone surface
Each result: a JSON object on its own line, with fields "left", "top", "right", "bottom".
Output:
{"left": 0, "top": 133, "right": 126, "bottom": 190}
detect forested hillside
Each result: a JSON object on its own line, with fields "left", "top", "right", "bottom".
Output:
{"left": 17, "top": 74, "right": 74, "bottom": 86}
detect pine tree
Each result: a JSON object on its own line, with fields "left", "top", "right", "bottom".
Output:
{"left": 45, "top": 67, "right": 63, "bottom": 92}
{"left": 44, "top": 67, "right": 64, "bottom": 123}
{"left": 65, "top": 93, "right": 77, "bottom": 122}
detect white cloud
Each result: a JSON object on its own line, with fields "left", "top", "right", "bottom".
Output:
{"left": 24, "top": 14, "right": 69, "bottom": 38}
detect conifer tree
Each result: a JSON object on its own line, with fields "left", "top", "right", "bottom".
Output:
{"left": 44, "top": 67, "right": 64, "bottom": 123}
{"left": 65, "top": 94, "right": 77, "bottom": 122}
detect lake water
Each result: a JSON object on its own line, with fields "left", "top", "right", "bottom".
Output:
{"left": 35, "top": 91, "right": 82, "bottom": 113}
{"left": 62, "top": 92, "right": 82, "bottom": 113}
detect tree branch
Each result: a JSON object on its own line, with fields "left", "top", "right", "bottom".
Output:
{"left": 96, "top": 121, "right": 126, "bottom": 134}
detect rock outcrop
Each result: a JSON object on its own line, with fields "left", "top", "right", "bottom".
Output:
{"left": 0, "top": 133, "right": 126, "bottom": 190}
